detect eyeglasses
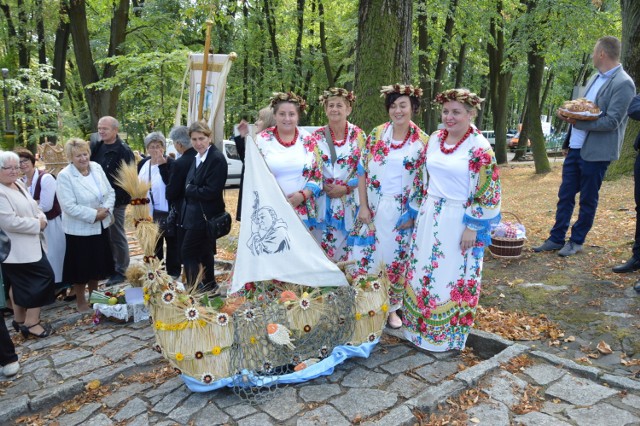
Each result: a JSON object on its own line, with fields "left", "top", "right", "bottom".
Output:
{"left": 1, "top": 166, "right": 20, "bottom": 171}
{"left": 19, "top": 159, "right": 30, "bottom": 164}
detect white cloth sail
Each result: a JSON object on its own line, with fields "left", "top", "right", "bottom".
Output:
{"left": 229, "top": 137, "right": 348, "bottom": 293}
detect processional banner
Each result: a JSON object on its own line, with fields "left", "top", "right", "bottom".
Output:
{"left": 175, "top": 53, "right": 233, "bottom": 148}
{"left": 229, "top": 137, "right": 349, "bottom": 293}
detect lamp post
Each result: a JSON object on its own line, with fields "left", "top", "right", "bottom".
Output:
{"left": 1, "top": 68, "right": 10, "bottom": 132}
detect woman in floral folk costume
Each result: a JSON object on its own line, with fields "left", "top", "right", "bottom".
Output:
{"left": 401, "top": 88, "right": 501, "bottom": 352}
{"left": 309, "top": 88, "right": 366, "bottom": 262}
{"left": 351, "top": 84, "right": 429, "bottom": 329}
{"left": 254, "top": 92, "right": 322, "bottom": 227}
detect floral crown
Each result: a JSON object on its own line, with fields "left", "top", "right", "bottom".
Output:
{"left": 269, "top": 92, "right": 307, "bottom": 113}
{"left": 380, "top": 84, "right": 423, "bottom": 99}
{"left": 433, "top": 89, "right": 484, "bottom": 110}
{"left": 318, "top": 88, "right": 356, "bottom": 106}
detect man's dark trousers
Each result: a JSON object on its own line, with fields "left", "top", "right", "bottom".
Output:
{"left": 549, "top": 148, "right": 610, "bottom": 245}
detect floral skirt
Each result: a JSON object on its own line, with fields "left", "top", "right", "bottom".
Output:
{"left": 350, "top": 194, "right": 411, "bottom": 310}
{"left": 402, "top": 195, "right": 484, "bottom": 352}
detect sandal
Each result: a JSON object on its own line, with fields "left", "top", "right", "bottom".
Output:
{"left": 20, "top": 322, "right": 53, "bottom": 339}
{"left": 11, "top": 320, "right": 23, "bottom": 332}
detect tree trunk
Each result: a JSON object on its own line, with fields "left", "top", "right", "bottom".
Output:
{"left": 428, "top": 0, "right": 459, "bottom": 132}
{"left": 454, "top": 42, "right": 467, "bottom": 88}
{"left": 318, "top": 0, "right": 334, "bottom": 88}
{"left": 263, "top": 0, "right": 281, "bottom": 75}
{"left": 352, "top": 0, "right": 413, "bottom": 132}
{"left": 293, "top": 0, "right": 305, "bottom": 89}
{"left": 417, "top": 0, "right": 435, "bottom": 131}
{"left": 67, "top": 0, "right": 128, "bottom": 130}
{"left": 52, "top": 0, "right": 70, "bottom": 99}
{"left": 606, "top": 0, "right": 640, "bottom": 178}
{"left": 526, "top": 46, "right": 550, "bottom": 173}
{"left": 487, "top": 0, "right": 514, "bottom": 165}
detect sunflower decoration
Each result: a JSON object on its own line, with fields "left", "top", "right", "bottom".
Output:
{"left": 216, "top": 313, "right": 229, "bottom": 327}
{"left": 185, "top": 307, "right": 199, "bottom": 321}
{"left": 201, "top": 372, "right": 214, "bottom": 384}
{"left": 161, "top": 290, "right": 176, "bottom": 305}
{"left": 195, "top": 351, "right": 204, "bottom": 360}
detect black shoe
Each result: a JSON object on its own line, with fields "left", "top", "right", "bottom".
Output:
{"left": 105, "top": 274, "right": 126, "bottom": 287}
{"left": 612, "top": 257, "right": 640, "bottom": 273}
{"left": 533, "top": 239, "right": 564, "bottom": 252}
{"left": 20, "top": 322, "right": 53, "bottom": 339}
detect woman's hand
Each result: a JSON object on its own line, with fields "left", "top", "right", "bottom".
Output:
{"left": 460, "top": 227, "right": 477, "bottom": 252}
{"left": 95, "top": 207, "right": 110, "bottom": 222}
{"left": 397, "top": 219, "right": 414, "bottom": 230}
{"left": 39, "top": 217, "right": 47, "bottom": 231}
{"left": 325, "top": 183, "right": 348, "bottom": 199}
{"left": 287, "top": 191, "right": 305, "bottom": 208}
{"left": 357, "top": 205, "right": 372, "bottom": 224}
{"left": 237, "top": 119, "right": 250, "bottom": 138}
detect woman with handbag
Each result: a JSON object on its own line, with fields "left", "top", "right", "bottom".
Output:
{"left": 137, "top": 132, "right": 180, "bottom": 278}
{"left": 16, "top": 148, "right": 68, "bottom": 297}
{"left": 56, "top": 139, "right": 115, "bottom": 312}
{"left": 180, "top": 121, "right": 228, "bottom": 291}
{"left": 0, "top": 150, "right": 56, "bottom": 338}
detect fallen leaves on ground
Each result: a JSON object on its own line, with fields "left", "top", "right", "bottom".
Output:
{"left": 500, "top": 354, "right": 534, "bottom": 373}
{"left": 475, "top": 306, "right": 564, "bottom": 342}
{"left": 512, "top": 384, "right": 545, "bottom": 415}
{"left": 597, "top": 340, "right": 613, "bottom": 354}
{"left": 413, "top": 388, "right": 487, "bottom": 425}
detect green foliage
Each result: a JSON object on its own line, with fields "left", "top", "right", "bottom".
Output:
{"left": 4, "top": 65, "right": 61, "bottom": 147}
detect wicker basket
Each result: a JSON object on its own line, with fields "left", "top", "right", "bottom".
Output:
{"left": 489, "top": 212, "right": 526, "bottom": 259}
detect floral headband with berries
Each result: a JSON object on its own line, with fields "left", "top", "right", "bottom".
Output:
{"left": 318, "top": 88, "right": 357, "bottom": 106}
{"left": 269, "top": 92, "right": 307, "bottom": 113}
{"left": 433, "top": 89, "right": 484, "bottom": 110}
{"left": 380, "top": 84, "right": 423, "bottom": 99}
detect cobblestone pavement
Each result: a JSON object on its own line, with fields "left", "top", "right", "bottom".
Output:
{"left": 2, "top": 297, "right": 640, "bottom": 426}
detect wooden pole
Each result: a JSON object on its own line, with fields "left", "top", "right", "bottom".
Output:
{"left": 197, "top": 20, "right": 214, "bottom": 122}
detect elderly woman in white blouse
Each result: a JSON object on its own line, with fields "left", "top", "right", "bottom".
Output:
{"left": 56, "top": 138, "right": 115, "bottom": 312}
{"left": 137, "top": 131, "right": 179, "bottom": 278}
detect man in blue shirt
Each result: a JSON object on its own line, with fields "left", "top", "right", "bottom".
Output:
{"left": 534, "top": 36, "right": 636, "bottom": 257}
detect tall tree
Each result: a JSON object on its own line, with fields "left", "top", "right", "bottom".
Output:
{"left": 352, "top": 0, "right": 413, "bottom": 132}
{"left": 67, "top": 0, "right": 129, "bottom": 129}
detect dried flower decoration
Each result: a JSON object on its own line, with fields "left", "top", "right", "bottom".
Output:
{"left": 319, "top": 87, "right": 356, "bottom": 106}
{"left": 433, "top": 88, "right": 484, "bottom": 110}
{"left": 380, "top": 84, "right": 423, "bottom": 99}
{"left": 269, "top": 91, "right": 307, "bottom": 113}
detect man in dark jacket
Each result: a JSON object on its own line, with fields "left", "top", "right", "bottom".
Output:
{"left": 166, "top": 126, "right": 197, "bottom": 271}
{"left": 91, "top": 116, "right": 135, "bottom": 285}
{"left": 611, "top": 94, "right": 640, "bottom": 293}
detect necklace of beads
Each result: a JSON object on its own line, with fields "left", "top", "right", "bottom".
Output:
{"left": 274, "top": 127, "right": 299, "bottom": 147}
{"left": 439, "top": 126, "right": 473, "bottom": 154}
{"left": 390, "top": 127, "right": 412, "bottom": 150}
{"left": 329, "top": 122, "right": 349, "bottom": 147}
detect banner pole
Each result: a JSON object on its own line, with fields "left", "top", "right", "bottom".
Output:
{"left": 197, "top": 20, "right": 214, "bottom": 121}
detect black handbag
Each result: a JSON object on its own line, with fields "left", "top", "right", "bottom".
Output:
{"left": 200, "top": 203, "right": 232, "bottom": 239}
{"left": 153, "top": 208, "right": 177, "bottom": 237}
{"left": 148, "top": 161, "right": 176, "bottom": 237}
{"left": 0, "top": 228, "right": 11, "bottom": 263}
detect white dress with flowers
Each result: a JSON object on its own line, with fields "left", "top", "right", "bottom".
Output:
{"left": 254, "top": 127, "right": 321, "bottom": 227}
{"left": 402, "top": 128, "right": 501, "bottom": 352}
{"left": 349, "top": 121, "right": 428, "bottom": 310}
{"left": 309, "top": 123, "right": 366, "bottom": 262}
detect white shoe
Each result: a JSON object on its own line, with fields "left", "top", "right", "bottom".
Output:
{"left": 3, "top": 361, "right": 19, "bottom": 377}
